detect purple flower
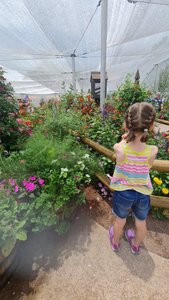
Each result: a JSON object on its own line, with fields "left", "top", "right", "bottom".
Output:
{"left": 38, "top": 178, "right": 45, "bottom": 186}
{"left": 101, "top": 188, "right": 105, "bottom": 192}
{"left": 98, "top": 182, "right": 102, "bottom": 188}
{"left": 25, "top": 182, "right": 37, "bottom": 191}
{"left": 22, "top": 180, "right": 29, "bottom": 187}
{"left": 104, "top": 191, "right": 108, "bottom": 196}
{"left": 14, "top": 185, "right": 19, "bottom": 193}
{"left": 29, "top": 176, "right": 36, "bottom": 181}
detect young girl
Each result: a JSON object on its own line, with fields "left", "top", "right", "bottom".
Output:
{"left": 109, "top": 102, "right": 158, "bottom": 254}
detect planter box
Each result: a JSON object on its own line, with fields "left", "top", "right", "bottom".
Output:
{"left": 0, "top": 242, "right": 19, "bottom": 290}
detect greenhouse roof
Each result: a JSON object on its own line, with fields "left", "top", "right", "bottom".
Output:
{"left": 0, "top": 0, "right": 169, "bottom": 94}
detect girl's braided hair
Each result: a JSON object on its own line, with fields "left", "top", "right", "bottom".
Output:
{"left": 125, "top": 102, "right": 156, "bottom": 143}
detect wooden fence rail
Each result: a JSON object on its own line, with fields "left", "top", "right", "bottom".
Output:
{"left": 82, "top": 137, "right": 169, "bottom": 172}
{"left": 81, "top": 137, "right": 169, "bottom": 209}
{"left": 156, "top": 119, "right": 169, "bottom": 126}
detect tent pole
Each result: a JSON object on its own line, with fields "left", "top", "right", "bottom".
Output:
{"left": 71, "top": 54, "right": 76, "bottom": 93}
{"left": 100, "top": 0, "right": 108, "bottom": 111}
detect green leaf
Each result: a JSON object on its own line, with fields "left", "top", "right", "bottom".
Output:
{"left": 1, "top": 238, "right": 16, "bottom": 257}
{"left": 16, "top": 230, "right": 27, "bottom": 241}
{"left": 29, "top": 193, "right": 35, "bottom": 198}
{"left": 17, "top": 192, "right": 27, "bottom": 199}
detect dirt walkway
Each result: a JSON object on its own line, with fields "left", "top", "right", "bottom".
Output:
{"left": 1, "top": 208, "right": 169, "bottom": 300}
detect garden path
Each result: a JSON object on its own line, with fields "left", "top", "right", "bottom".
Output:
{"left": 1, "top": 207, "right": 169, "bottom": 300}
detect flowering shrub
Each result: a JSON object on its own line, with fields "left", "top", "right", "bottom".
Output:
{"left": 150, "top": 171, "right": 169, "bottom": 219}
{"left": 150, "top": 171, "right": 169, "bottom": 197}
{"left": 61, "top": 90, "right": 98, "bottom": 115}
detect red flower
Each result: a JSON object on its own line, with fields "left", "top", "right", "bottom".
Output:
{"left": 25, "top": 120, "right": 31, "bottom": 126}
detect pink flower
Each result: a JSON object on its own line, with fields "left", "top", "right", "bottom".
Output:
{"left": 25, "top": 182, "right": 37, "bottom": 191}
{"left": 9, "top": 178, "right": 16, "bottom": 186}
{"left": 29, "top": 176, "right": 36, "bottom": 181}
{"left": 22, "top": 180, "right": 29, "bottom": 187}
{"left": 14, "top": 185, "right": 19, "bottom": 193}
{"left": 16, "top": 118, "right": 23, "bottom": 124}
{"left": 38, "top": 178, "right": 45, "bottom": 186}
{"left": 18, "top": 127, "right": 24, "bottom": 132}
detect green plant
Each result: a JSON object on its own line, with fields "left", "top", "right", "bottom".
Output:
{"left": 0, "top": 189, "right": 27, "bottom": 257}
{"left": 111, "top": 76, "right": 148, "bottom": 130}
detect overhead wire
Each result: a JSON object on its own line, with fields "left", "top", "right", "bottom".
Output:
{"left": 72, "top": 0, "right": 102, "bottom": 55}
{"left": 127, "top": 0, "right": 169, "bottom": 6}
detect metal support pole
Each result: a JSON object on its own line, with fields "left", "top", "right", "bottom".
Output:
{"left": 71, "top": 53, "right": 76, "bottom": 93}
{"left": 154, "top": 64, "right": 158, "bottom": 91}
{"left": 100, "top": 0, "right": 108, "bottom": 111}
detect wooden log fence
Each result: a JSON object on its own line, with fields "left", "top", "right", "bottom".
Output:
{"left": 156, "top": 119, "right": 169, "bottom": 126}
{"left": 82, "top": 137, "right": 169, "bottom": 209}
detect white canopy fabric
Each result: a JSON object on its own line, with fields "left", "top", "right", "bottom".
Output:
{"left": 0, "top": 0, "right": 169, "bottom": 94}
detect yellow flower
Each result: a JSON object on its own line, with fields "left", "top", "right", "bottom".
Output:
{"left": 153, "top": 177, "right": 162, "bottom": 185}
{"left": 162, "top": 188, "right": 169, "bottom": 195}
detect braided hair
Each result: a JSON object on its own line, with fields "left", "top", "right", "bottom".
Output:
{"left": 125, "top": 102, "right": 156, "bottom": 143}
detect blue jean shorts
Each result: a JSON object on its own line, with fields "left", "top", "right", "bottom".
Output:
{"left": 112, "top": 190, "right": 150, "bottom": 221}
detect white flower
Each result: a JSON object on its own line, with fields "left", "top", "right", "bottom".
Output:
{"left": 61, "top": 168, "right": 68, "bottom": 173}
{"left": 83, "top": 154, "right": 90, "bottom": 159}
{"left": 86, "top": 174, "right": 90, "bottom": 178}
{"left": 77, "top": 161, "right": 83, "bottom": 164}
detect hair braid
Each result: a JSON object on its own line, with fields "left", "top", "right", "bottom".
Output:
{"left": 124, "top": 102, "right": 156, "bottom": 143}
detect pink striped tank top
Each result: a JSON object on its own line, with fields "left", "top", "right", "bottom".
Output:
{"left": 110, "top": 144, "right": 153, "bottom": 195}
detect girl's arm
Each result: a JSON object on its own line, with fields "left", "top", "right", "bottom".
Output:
{"left": 113, "top": 135, "right": 126, "bottom": 163}
{"left": 148, "top": 146, "right": 158, "bottom": 167}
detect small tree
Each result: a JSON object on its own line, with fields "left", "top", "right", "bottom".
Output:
{"left": 112, "top": 76, "right": 148, "bottom": 129}
{"left": 0, "top": 68, "right": 20, "bottom": 151}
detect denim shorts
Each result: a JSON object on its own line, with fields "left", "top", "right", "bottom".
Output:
{"left": 112, "top": 190, "right": 150, "bottom": 221}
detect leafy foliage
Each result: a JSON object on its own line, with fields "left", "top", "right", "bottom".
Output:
{"left": 0, "top": 190, "right": 27, "bottom": 256}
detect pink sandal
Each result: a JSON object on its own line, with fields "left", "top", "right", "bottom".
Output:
{"left": 109, "top": 226, "right": 120, "bottom": 251}
{"left": 125, "top": 229, "right": 140, "bottom": 255}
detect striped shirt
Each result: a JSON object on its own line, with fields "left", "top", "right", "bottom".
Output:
{"left": 110, "top": 144, "right": 153, "bottom": 195}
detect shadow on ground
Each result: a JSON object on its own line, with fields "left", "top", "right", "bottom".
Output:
{"left": 0, "top": 208, "right": 93, "bottom": 300}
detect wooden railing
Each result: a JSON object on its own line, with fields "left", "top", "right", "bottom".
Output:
{"left": 156, "top": 119, "right": 169, "bottom": 126}
{"left": 82, "top": 137, "right": 169, "bottom": 209}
